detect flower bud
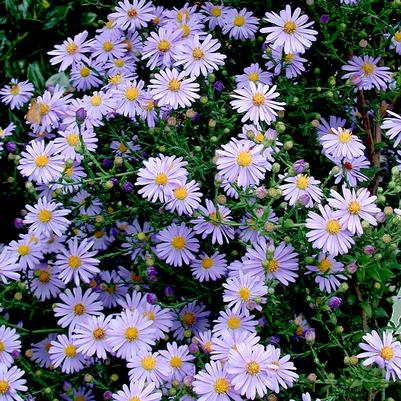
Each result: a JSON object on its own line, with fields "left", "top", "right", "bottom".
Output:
{"left": 346, "top": 262, "right": 357, "bottom": 274}
{"left": 76, "top": 108, "right": 87, "bottom": 123}
{"left": 328, "top": 296, "right": 342, "bottom": 309}
{"left": 382, "top": 234, "right": 392, "bottom": 243}
{"left": 305, "top": 328, "right": 316, "bottom": 344}
{"left": 375, "top": 212, "right": 386, "bottom": 223}
{"left": 283, "top": 140, "right": 293, "bottom": 150}
{"left": 363, "top": 245, "right": 375, "bottom": 255}
{"left": 384, "top": 206, "right": 393, "bottom": 215}
{"left": 293, "top": 159, "right": 306, "bottom": 174}
{"left": 255, "top": 186, "right": 268, "bottom": 199}
{"left": 275, "top": 121, "right": 286, "bottom": 133}
{"left": 307, "top": 373, "right": 317, "bottom": 383}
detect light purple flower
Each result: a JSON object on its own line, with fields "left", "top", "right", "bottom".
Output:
{"left": 222, "top": 8, "right": 259, "bottom": 41}
{"left": 280, "top": 174, "right": 322, "bottom": 208}
{"left": 110, "top": 0, "right": 155, "bottom": 30}
{"left": 381, "top": 110, "right": 401, "bottom": 147}
{"left": 0, "top": 79, "right": 34, "bottom": 110}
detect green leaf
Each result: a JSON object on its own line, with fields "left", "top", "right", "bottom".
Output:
{"left": 46, "top": 72, "right": 70, "bottom": 90}
{"left": 27, "top": 62, "right": 45, "bottom": 90}
{"left": 43, "top": 6, "right": 71, "bottom": 30}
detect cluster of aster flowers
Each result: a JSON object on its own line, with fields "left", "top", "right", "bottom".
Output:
{"left": 0, "top": 0, "right": 401, "bottom": 400}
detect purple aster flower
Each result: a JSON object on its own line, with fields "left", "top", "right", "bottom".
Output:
{"left": 201, "top": 3, "right": 226, "bottom": 30}
{"left": 243, "top": 238, "right": 299, "bottom": 285}
{"left": 305, "top": 205, "right": 355, "bottom": 256}
{"left": 62, "top": 386, "right": 95, "bottom": 401}
{"left": 317, "top": 116, "right": 347, "bottom": 138}
{"left": 390, "top": 30, "right": 401, "bottom": 55}
{"left": 264, "top": 46, "right": 307, "bottom": 79}
{"left": 55, "top": 238, "right": 100, "bottom": 286}
{"left": 155, "top": 222, "right": 200, "bottom": 267}
{"left": 330, "top": 155, "right": 370, "bottom": 187}
{"left": 226, "top": 343, "right": 271, "bottom": 400}
{"left": 0, "top": 79, "right": 34, "bottom": 110}
{"left": 149, "top": 68, "right": 200, "bottom": 109}
{"left": 261, "top": 5, "right": 318, "bottom": 54}
{"left": 381, "top": 110, "right": 401, "bottom": 147}
{"left": 222, "top": 8, "right": 259, "bottom": 41}
{"left": 31, "top": 333, "right": 58, "bottom": 368}
{"left": 216, "top": 139, "right": 268, "bottom": 188}
{"left": 110, "top": 0, "right": 154, "bottom": 30}
{"left": 358, "top": 330, "right": 401, "bottom": 381}
{"left": 48, "top": 31, "right": 91, "bottom": 71}
{"left": 0, "top": 325, "right": 21, "bottom": 368}
{"left": 193, "top": 360, "right": 241, "bottom": 401}
{"left": 305, "top": 253, "right": 347, "bottom": 293}
{"left": 49, "top": 334, "right": 87, "bottom": 374}
{"left": 236, "top": 63, "right": 273, "bottom": 89}
{"left": 342, "top": 55, "right": 392, "bottom": 91}
{"left": 190, "top": 252, "right": 227, "bottom": 282}
{"left": 135, "top": 154, "right": 188, "bottom": 203}
{"left": 107, "top": 309, "right": 156, "bottom": 360}
{"left": 54, "top": 286, "right": 103, "bottom": 330}
{"left": 280, "top": 174, "right": 322, "bottom": 208}
{"left": 0, "top": 249, "right": 20, "bottom": 284}
{"left": 174, "top": 34, "right": 226, "bottom": 78}
{"left": 329, "top": 187, "right": 380, "bottom": 235}
{"left": 159, "top": 342, "right": 195, "bottom": 382}
{"left": 165, "top": 179, "right": 202, "bottom": 216}
{"left": 191, "top": 199, "right": 235, "bottom": 245}
{"left": 222, "top": 272, "right": 268, "bottom": 315}
{"left": 113, "top": 79, "right": 145, "bottom": 118}
{"left": 0, "top": 365, "right": 27, "bottom": 400}
{"left": 320, "top": 127, "right": 365, "bottom": 160}
{"left": 90, "top": 31, "right": 127, "bottom": 63}
{"left": 171, "top": 301, "right": 210, "bottom": 341}
{"left": 112, "top": 381, "right": 161, "bottom": 401}
{"left": 83, "top": 90, "right": 115, "bottom": 121}
{"left": 212, "top": 308, "right": 257, "bottom": 336}
{"left": 230, "top": 82, "right": 285, "bottom": 125}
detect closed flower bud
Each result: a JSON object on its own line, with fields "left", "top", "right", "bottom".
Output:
{"left": 307, "top": 373, "right": 317, "bottom": 382}
{"left": 347, "top": 262, "right": 357, "bottom": 274}
{"left": 305, "top": 328, "right": 316, "bottom": 344}
{"left": 255, "top": 186, "right": 268, "bottom": 199}
{"left": 335, "top": 326, "right": 344, "bottom": 334}
{"left": 217, "top": 194, "right": 226, "bottom": 205}
{"left": 328, "top": 296, "right": 342, "bottom": 309}
{"left": 275, "top": 121, "right": 286, "bottom": 133}
{"left": 338, "top": 282, "right": 349, "bottom": 292}
{"left": 363, "top": 245, "right": 375, "bottom": 255}
{"left": 293, "top": 159, "right": 306, "bottom": 174}
{"left": 382, "top": 234, "right": 392, "bottom": 243}
{"left": 375, "top": 212, "right": 386, "bottom": 223}
{"left": 283, "top": 140, "right": 293, "bottom": 150}
{"left": 349, "top": 356, "right": 358, "bottom": 365}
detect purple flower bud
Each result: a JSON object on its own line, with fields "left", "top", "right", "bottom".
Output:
{"left": 146, "top": 293, "right": 158, "bottom": 305}
{"left": 11, "top": 350, "right": 20, "bottom": 359}
{"left": 192, "top": 112, "right": 200, "bottom": 123}
{"left": 363, "top": 245, "right": 375, "bottom": 255}
{"left": 110, "top": 178, "right": 118, "bottom": 187}
{"left": 5, "top": 142, "right": 17, "bottom": 153}
{"left": 255, "top": 186, "right": 268, "bottom": 199}
{"left": 328, "top": 296, "right": 342, "bottom": 309}
{"left": 147, "top": 266, "right": 157, "bottom": 276}
{"left": 320, "top": 14, "right": 330, "bottom": 23}
{"left": 164, "top": 286, "right": 174, "bottom": 299}
{"left": 122, "top": 182, "right": 134, "bottom": 193}
{"left": 293, "top": 159, "right": 306, "bottom": 174}
{"left": 102, "top": 158, "right": 113, "bottom": 169}
{"left": 296, "top": 194, "right": 310, "bottom": 207}
{"left": 346, "top": 262, "right": 358, "bottom": 274}
{"left": 183, "top": 375, "right": 194, "bottom": 387}
{"left": 14, "top": 218, "right": 24, "bottom": 230}
{"left": 269, "top": 335, "right": 281, "bottom": 345}
{"left": 375, "top": 212, "right": 386, "bottom": 223}
{"left": 213, "top": 81, "right": 225, "bottom": 92}
{"left": 245, "top": 300, "right": 257, "bottom": 311}
{"left": 76, "top": 107, "right": 87, "bottom": 123}
{"left": 261, "top": 42, "right": 270, "bottom": 52}
{"left": 188, "top": 343, "right": 199, "bottom": 354}
{"left": 103, "top": 391, "right": 113, "bottom": 400}
{"left": 265, "top": 128, "right": 278, "bottom": 141}
{"left": 257, "top": 316, "right": 267, "bottom": 328}
{"left": 63, "top": 381, "right": 72, "bottom": 392}
{"left": 305, "top": 328, "right": 316, "bottom": 344}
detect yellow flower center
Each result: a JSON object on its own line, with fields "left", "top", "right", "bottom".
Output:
{"left": 268, "top": 258, "right": 279, "bottom": 272}
{"left": 35, "top": 154, "right": 49, "bottom": 168}
{"left": 80, "top": 66, "right": 90, "bottom": 77}
{"left": 192, "top": 47, "right": 204, "bottom": 60}
{"left": 18, "top": 244, "right": 30, "bottom": 256}
{"left": 176, "top": 10, "right": 190, "bottom": 22}
{"left": 209, "top": 211, "right": 224, "bottom": 226}
{"left": 180, "top": 24, "right": 191, "bottom": 37}
{"left": 91, "top": 95, "right": 102, "bottom": 107}
{"left": 283, "top": 20, "right": 297, "bottom": 34}
{"left": 155, "top": 172, "right": 168, "bottom": 185}
{"left": 171, "top": 235, "right": 186, "bottom": 250}
{"left": 109, "top": 74, "right": 122, "bottom": 85}
{"left": 380, "top": 345, "right": 394, "bottom": 361}
{"left": 118, "top": 142, "right": 128, "bottom": 153}
{"left": 233, "top": 15, "right": 245, "bottom": 27}
{"left": 211, "top": 7, "right": 222, "bottom": 17}
{"left": 325, "top": 219, "right": 341, "bottom": 235}
{"left": 157, "top": 39, "right": 171, "bottom": 52}
{"left": 66, "top": 133, "right": 79, "bottom": 146}
{"left": 0, "top": 341, "right": 4, "bottom": 352}
{"left": 255, "top": 132, "right": 264, "bottom": 143}
{"left": 170, "top": 355, "right": 183, "bottom": 368}
{"left": 125, "top": 87, "right": 139, "bottom": 101}
{"left": 92, "top": 328, "right": 105, "bottom": 340}
{"left": 338, "top": 129, "right": 352, "bottom": 143}
{"left": 38, "top": 270, "right": 51, "bottom": 283}
{"left": 65, "top": 42, "right": 78, "bottom": 55}
{"left": 37, "top": 209, "right": 52, "bottom": 223}
{"left": 182, "top": 311, "right": 196, "bottom": 326}
{"left": 285, "top": 53, "right": 294, "bottom": 63}
{"left": 143, "top": 100, "right": 154, "bottom": 111}
{"left": 238, "top": 287, "right": 251, "bottom": 301}
{"left": 202, "top": 257, "right": 214, "bottom": 269}
{"left": 73, "top": 303, "right": 85, "bottom": 315}
{"left": 68, "top": 255, "right": 81, "bottom": 269}
{"left": 245, "top": 361, "right": 261, "bottom": 375}
{"left": 168, "top": 79, "right": 181, "bottom": 92}
{"left": 114, "top": 58, "right": 125, "bottom": 68}
{"left": 347, "top": 200, "right": 361, "bottom": 215}
{"left": 141, "top": 355, "right": 157, "bottom": 370}
{"left": 10, "top": 85, "right": 20, "bottom": 95}
{"left": 318, "top": 258, "right": 332, "bottom": 273}
{"left": 125, "top": 327, "right": 139, "bottom": 341}
{"left": 128, "top": 397, "right": 141, "bottom": 401}
{"left": 0, "top": 380, "right": 9, "bottom": 394}
{"left": 252, "top": 93, "right": 265, "bottom": 106}
{"left": 64, "top": 344, "right": 77, "bottom": 358}
{"left": 213, "top": 377, "right": 229, "bottom": 394}
{"left": 127, "top": 8, "right": 138, "bottom": 17}
{"left": 295, "top": 175, "right": 309, "bottom": 190}
{"left": 40, "top": 103, "right": 50, "bottom": 115}
{"left": 143, "top": 310, "right": 155, "bottom": 321}
{"left": 75, "top": 396, "right": 86, "bottom": 401}
{"left": 394, "top": 31, "right": 401, "bottom": 42}
{"left": 103, "top": 41, "right": 114, "bottom": 52}
{"left": 174, "top": 186, "right": 188, "bottom": 200}
{"left": 94, "top": 230, "right": 104, "bottom": 239}
{"left": 248, "top": 72, "right": 260, "bottom": 82}
{"left": 227, "top": 316, "right": 241, "bottom": 330}
{"left": 362, "top": 63, "right": 375, "bottom": 76}
{"left": 236, "top": 151, "right": 253, "bottom": 167}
